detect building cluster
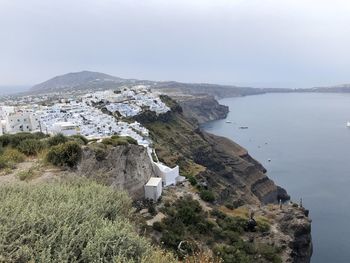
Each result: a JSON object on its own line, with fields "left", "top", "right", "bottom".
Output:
{"left": 84, "top": 85, "right": 170, "bottom": 117}
{"left": 0, "top": 86, "right": 168, "bottom": 146}
{"left": 0, "top": 85, "right": 182, "bottom": 200}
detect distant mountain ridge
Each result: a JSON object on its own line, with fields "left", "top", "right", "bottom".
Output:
{"left": 31, "top": 71, "right": 137, "bottom": 93}
{"left": 30, "top": 70, "right": 266, "bottom": 98}
{"left": 25, "top": 71, "right": 350, "bottom": 97}
{"left": 309, "top": 84, "right": 350, "bottom": 93}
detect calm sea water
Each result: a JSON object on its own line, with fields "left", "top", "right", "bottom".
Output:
{"left": 201, "top": 93, "right": 350, "bottom": 263}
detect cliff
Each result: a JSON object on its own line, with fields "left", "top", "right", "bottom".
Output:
{"left": 139, "top": 97, "right": 285, "bottom": 206}
{"left": 176, "top": 95, "right": 229, "bottom": 123}
{"left": 140, "top": 96, "right": 311, "bottom": 262}
{"left": 77, "top": 144, "right": 155, "bottom": 199}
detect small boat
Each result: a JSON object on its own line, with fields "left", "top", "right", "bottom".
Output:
{"left": 347, "top": 121, "right": 350, "bottom": 128}
{"left": 239, "top": 126, "right": 248, "bottom": 129}
{"left": 225, "top": 121, "right": 232, "bottom": 123}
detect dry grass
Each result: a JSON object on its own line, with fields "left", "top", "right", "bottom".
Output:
{"left": 219, "top": 206, "right": 250, "bottom": 219}
{"left": 183, "top": 251, "right": 222, "bottom": 263}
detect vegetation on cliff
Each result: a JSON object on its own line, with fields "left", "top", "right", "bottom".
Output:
{"left": 152, "top": 195, "right": 281, "bottom": 263}
{"left": 141, "top": 96, "right": 279, "bottom": 205}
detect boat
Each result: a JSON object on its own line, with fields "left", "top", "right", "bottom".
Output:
{"left": 239, "top": 126, "right": 248, "bottom": 129}
{"left": 225, "top": 121, "right": 232, "bottom": 123}
{"left": 347, "top": 121, "right": 350, "bottom": 127}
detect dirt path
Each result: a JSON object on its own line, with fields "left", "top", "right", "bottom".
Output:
{"left": 0, "top": 161, "right": 36, "bottom": 185}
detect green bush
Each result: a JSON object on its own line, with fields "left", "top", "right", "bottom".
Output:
{"left": 18, "top": 139, "right": 45, "bottom": 156}
{"left": 47, "top": 133, "right": 68, "bottom": 147}
{"left": 256, "top": 218, "right": 271, "bottom": 233}
{"left": 256, "top": 243, "right": 282, "bottom": 263}
{"left": 69, "top": 134, "right": 89, "bottom": 145}
{"left": 103, "top": 135, "right": 138, "bottom": 146}
{"left": 213, "top": 244, "right": 251, "bottom": 263}
{"left": 46, "top": 141, "right": 82, "bottom": 168}
{"left": 148, "top": 204, "right": 157, "bottom": 216}
{"left": 0, "top": 132, "right": 47, "bottom": 148}
{"left": 199, "top": 189, "right": 215, "bottom": 202}
{"left": 0, "top": 181, "right": 176, "bottom": 263}
{"left": 17, "top": 169, "right": 35, "bottom": 181}
{"left": 187, "top": 175, "right": 197, "bottom": 186}
{"left": 0, "top": 148, "right": 26, "bottom": 169}
{"left": 94, "top": 147, "right": 108, "bottom": 161}
{"left": 152, "top": 221, "right": 164, "bottom": 232}
{"left": 101, "top": 138, "right": 115, "bottom": 146}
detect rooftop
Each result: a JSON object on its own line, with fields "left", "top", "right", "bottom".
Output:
{"left": 145, "top": 177, "right": 162, "bottom": 187}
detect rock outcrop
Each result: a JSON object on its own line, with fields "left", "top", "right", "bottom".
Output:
{"left": 278, "top": 206, "right": 313, "bottom": 263}
{"left": 78, "top": 145, "right": 155, "bottom": 199}
{"left": 177, "top": 95, "right": 229, "bottom": 123}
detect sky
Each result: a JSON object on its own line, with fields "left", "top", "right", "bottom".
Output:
{"left": 1, "top": 0, "right": 350, "bottom": 89}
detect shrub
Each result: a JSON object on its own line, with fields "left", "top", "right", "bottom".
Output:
{"left": 256, "top": 217, "right": 271, "bottom": 233}
{"left": 69, "top": 134, "right": 89, "bottom": 145}
{"left": 224, "top": 203, "right": 234, "bottom": 210}
{"left": 200, "top": 190, "right": 215, "bottom": 202}
{"left": 0, "top": 148, "right": 25, "bottom": 168}
{"left": 152, "top": 221, "right": 164, "bottom": 232}
{"left": 148, "top": 204, "right": 157, "bottom": 216}
{"left": 17, "top": 169, "right": 35, "bottom": 181}
{"left": 18, "top": 139, "right": 45, "bottom": 156}
{"left": 46, "top": 141, "right": 82, "bottom": 168}
{"left": 187, "top": 175, "right": 197, "bottom": 186}
{"left": 256, "top": 243, "right": 282, "bottom": 263}
{"left": 0, "top": 158, "right": 8, "bottom": 169}
{"left": 94, "top": 147, "right": 108, "bottom": 161}
{"left": 0, "top": 132, "right": 48, "bottom": 148}
{"left": 103, "top": 135, "right": 138, "bottom": 146}
{"left": 47, "top": 133, "right": 68, "bottom": 147}
{"left": 0, "top": 181, "right": 177, "bottom": 263}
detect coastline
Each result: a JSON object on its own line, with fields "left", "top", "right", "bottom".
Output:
{"left": 181, "top": 95, "right": 313, "bottom": 263}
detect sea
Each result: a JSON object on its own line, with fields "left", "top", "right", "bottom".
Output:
{"left": 201, "top": 93, "right": 350, "bottom": 263}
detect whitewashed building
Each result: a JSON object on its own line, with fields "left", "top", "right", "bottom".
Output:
{"left": 5, "top": 113, "right": 33, "bottom": 133}
{"left": 52, "top": 122, "right": 79, "bottom": 136}
{"left": 144, "top": 177, "right": 162, "bottom": 201}
{"left": 153, "top": 162, "right": 180, "bottom": 186}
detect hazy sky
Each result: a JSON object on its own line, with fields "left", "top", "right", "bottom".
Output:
{"left": 1, "top": 0, "right": 350, "bottom": 88}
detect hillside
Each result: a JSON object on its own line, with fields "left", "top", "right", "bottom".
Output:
{"left": 134, "top": 96, "right": 312, "bottom": 262}
{"left": 308, "top": 84, "right": 350, "bottom": 93}
{"left": 0, "top": 180, "right": 176, "bottom": 263}
{"left": 29, "top": 71, "right": 266, "bottom": 98}
{"left": 31, "top": 71, "right": 138, "bottom": 93}
{"left": 0, "top": 97, "right": 312, "bottom": 262}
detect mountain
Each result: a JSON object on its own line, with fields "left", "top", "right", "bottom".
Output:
{"left": 30, "top": 71, "right": 141, "bottom": 93}
{"left": 309, "top": 84, "right": 350, "bottom": 93}
{"left": 29, "top": 70, "right": 267, "bottom": 97}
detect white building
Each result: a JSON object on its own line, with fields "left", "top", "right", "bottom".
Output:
{"left": 52, "top": 122, "right": 79, "bottom": 136}
{"left": 0, "top": 120, "right": 4, "bottom": 135}
{"left": 153, "top": 162, "right": 180, "bottom": 186}
{"left": 144, "top": 177, "right": 163, "bottom": 201}
{"left": 5, "top": 113, "right": 33, "bottom": 133}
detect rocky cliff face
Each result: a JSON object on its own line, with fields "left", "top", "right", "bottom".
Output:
{"left": 143, "top": 96, "right": 312, "bottom": 262}
{"left": 141, "top": 98, "right": 285, "bottom": 206}
{"left": 278, "top": 207, "right": 313, "bottom": 263}
{"left": 176, "top": 95, "right": 229, "bottom": 123}
{"left": 77, "top": 145, "right": 155, "bottom": 199}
